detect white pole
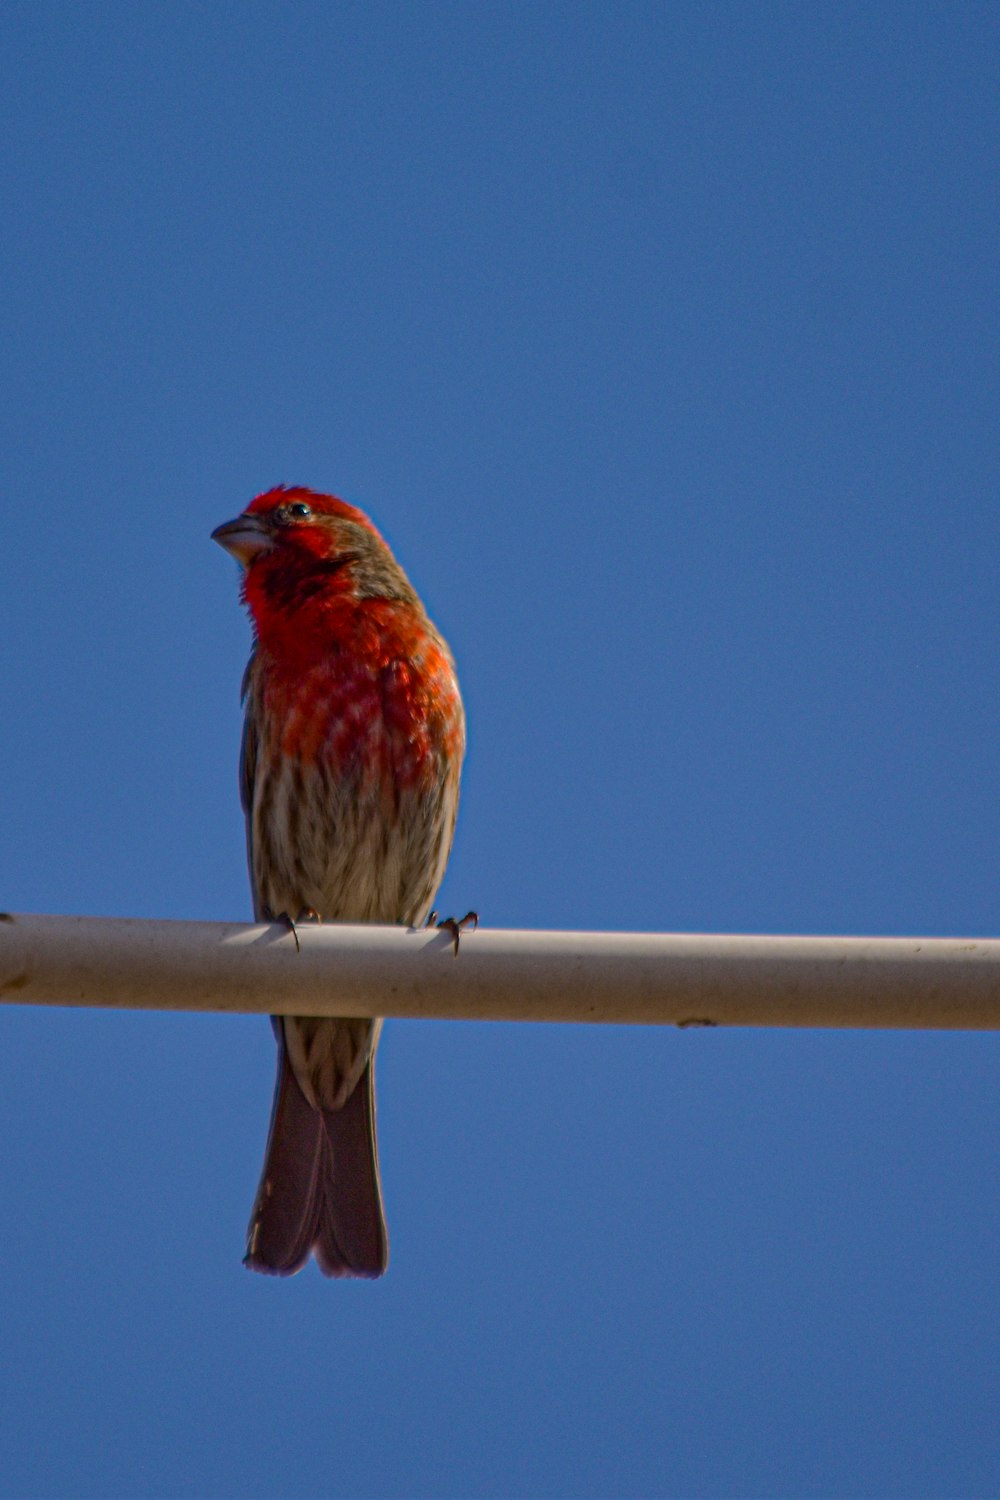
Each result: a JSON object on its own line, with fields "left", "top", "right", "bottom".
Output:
{"left": 1, "top": 912, "right": 999, "bottom": 1028}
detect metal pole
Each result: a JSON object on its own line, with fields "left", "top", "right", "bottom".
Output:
{"left": 1, "top": 912, "right": 999, "bottom": 1029}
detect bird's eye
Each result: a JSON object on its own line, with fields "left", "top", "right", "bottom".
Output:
{"left": 278, "top": 501, "right": 312, "bottom": 523}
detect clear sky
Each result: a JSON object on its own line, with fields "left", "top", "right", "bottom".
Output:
{"left": 1, "top": 3, "right": 998, "bottom": 1496}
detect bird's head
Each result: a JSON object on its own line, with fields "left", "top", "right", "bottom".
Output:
{"left": 212, "top": 487, "right": 417, "bottom": 625}
{"left": 212, "top": 485, "right": 387, "bottom": 568}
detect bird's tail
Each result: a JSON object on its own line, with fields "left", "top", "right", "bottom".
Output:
{"left": 244, "top": 1037, "right": 388, "bottom": 1278}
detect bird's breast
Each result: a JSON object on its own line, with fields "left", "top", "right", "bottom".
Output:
{"left": 249, "top": 649, "right": 463, "bottom": 924}
{"left": 261, "top": 645, "right": 463, "bottom": 795}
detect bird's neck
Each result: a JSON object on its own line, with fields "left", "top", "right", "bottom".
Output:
{"left": 244, "top": 560, "right": 440, "bottom": 688}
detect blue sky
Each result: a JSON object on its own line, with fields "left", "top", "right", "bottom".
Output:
{"left": 1, "top": 3, "right": 998, "bottom": 1496}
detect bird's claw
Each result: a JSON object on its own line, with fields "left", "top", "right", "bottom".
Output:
{"left": 265, "top": 906, "right": 321, "bottom": 954}
{"left": 435, "top": 910, "right": 478, "bottom": 957}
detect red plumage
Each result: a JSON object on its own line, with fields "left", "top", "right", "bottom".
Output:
{"left": 213, "top": 486, "right": 465, "bottom": 1276}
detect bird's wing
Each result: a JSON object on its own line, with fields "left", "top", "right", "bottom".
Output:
{"left": 239, "top": 651, "right": 261, "bottom": 916}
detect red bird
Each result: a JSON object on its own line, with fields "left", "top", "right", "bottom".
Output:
{"left": 212, "top": 486, "right": 465, "bottom": 1277}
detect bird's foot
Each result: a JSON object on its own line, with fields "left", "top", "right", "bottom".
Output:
{"left": 428, "top": 909, "right": 478, "bottom": 957}
{"left": 263, "top": 906, "right": 321, "bottom": 954}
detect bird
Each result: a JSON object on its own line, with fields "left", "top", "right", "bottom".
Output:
{"left": 212, "top": 485, "right": 466, "bottom": 1277}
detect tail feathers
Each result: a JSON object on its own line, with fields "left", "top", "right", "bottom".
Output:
{"left": 245, "top": 1048, "right": 388, "bottom": 1279}
{"left": 314, "top": 1063, "right": 387, "bottom": 1278}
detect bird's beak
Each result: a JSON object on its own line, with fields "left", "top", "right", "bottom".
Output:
{"left": 211, "top": 512, "right": 274, "bottom": 566}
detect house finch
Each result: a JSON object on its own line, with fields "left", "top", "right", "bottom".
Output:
{"left": 212, "top": 486, "right": 465, "bottom": 1277}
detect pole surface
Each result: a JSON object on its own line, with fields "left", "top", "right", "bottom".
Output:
{"left": 1, "top": 912, "right": 999, "bottom": 1028}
